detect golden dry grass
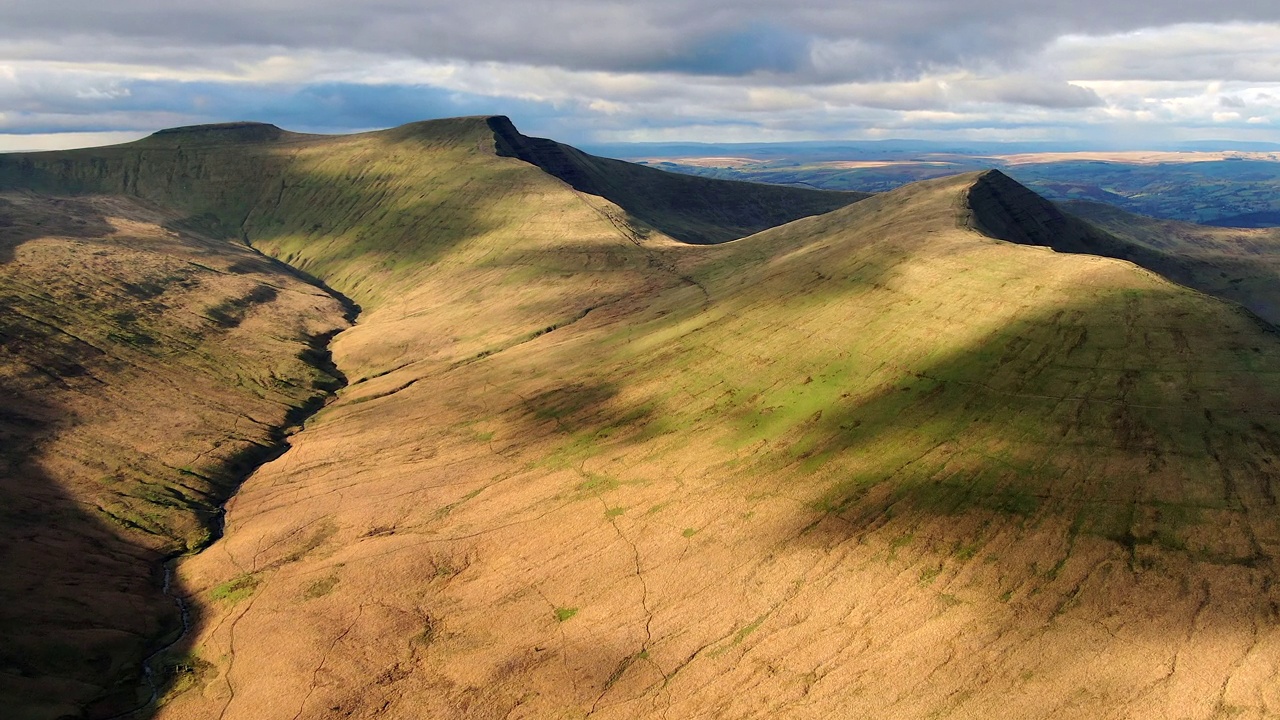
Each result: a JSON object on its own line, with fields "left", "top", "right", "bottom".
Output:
{"left": 7, "top": 118, "right": 1280, "bottom": 720}
{"left": 158, "top": 171, "right": 1280, "bottom": 720}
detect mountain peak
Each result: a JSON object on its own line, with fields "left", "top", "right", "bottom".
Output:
{"left": 966, "top": 167, "right": 1095, "bottom": 249}
{"left": 142, "top": 121, "right": 288, "bottom": 145}
{"left": 483, "top": 115, "right": 862, "bottom": 244}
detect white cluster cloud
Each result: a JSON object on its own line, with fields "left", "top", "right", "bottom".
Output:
{"left": 1, "top": 2, "right": 1279, "bottom": 147}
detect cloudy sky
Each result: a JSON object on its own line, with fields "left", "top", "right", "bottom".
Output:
{"left": 3, "top": 0, "right": 1280, "bottom": 149}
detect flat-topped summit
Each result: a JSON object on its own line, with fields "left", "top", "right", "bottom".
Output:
{"left": 141, "top": 121, "right": 292, "bottom": 145}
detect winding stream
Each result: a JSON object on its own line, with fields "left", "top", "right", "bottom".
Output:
{"left": 100, "top": 250, "right": 358, "bottom": 720}
{"left": 103, "top": 560, "right": 194, "bottom": 720}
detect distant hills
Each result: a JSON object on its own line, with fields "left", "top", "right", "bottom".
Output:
{"left": 582, "top": 137, "right": 1280, "bottom": 160}
{"left": 589, "top": 138, "right": 1280, "bottom": 227}
{"left": 5, "top": 116, "right": 1280, "bottom": 720}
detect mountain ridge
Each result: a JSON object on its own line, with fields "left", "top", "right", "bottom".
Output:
{"left": 6, "top": 118, "right": 1280, "bottom": 720}
{"left": 487, "top": 115, "right": 867, "bottom": 244}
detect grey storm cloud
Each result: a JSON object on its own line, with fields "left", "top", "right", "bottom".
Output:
{"left": 959, "top": 76, "right": 1104, "bottom": 109}
{"left": 4, "top": 0, "right": 1280, "bottom": 145}
{"left": 5, "top": 0, "right": 1280, "bottom": 80}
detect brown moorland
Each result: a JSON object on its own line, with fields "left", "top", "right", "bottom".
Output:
{"left": 0, "top": 116, "right": 863, "bottom": 718}
{"left": 4, "top": 117, "right": 1280, "bottom": 720}
{"left": 0, "top": 193, "right": 349, "bottom": 718}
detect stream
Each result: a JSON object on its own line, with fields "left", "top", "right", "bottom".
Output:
{"left": 99, "top": 246, "right": 358, "bottom": 720}
{"left": 103, "top": 558, "right": 195, "bottom": 720}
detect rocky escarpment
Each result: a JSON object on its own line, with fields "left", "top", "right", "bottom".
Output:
{"left": 966, "top": 169, "right": 1280, "bottom": 326}
{"left": 0, "top": 123, "right": 302, "bottom": 238}
{"left": 964, "top": 169, "right": 1121, "bottom": 254}
{"left": 487, "top": 115, "right": 865, "bottom": 244}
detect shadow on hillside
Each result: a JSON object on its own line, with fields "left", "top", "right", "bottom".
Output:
{"left": 500, "top": 262, "right": 1280, "bottom": 603}
{"left": 0, "top": 378, "right": 179, "bottom": 720}
{"left": 756, "top": 291, "right": 1280, "bottom": 574}
{"left": 1069, "top": 235, "right": 1280, "bottom": 329}
{"left": 0, "top": 189, "right": 350, "bottom": 720}
{"left": 0, "top": 195, "right": 115, "bottom": 262}
{"left": 226, "top": 155, "right": 530, "bottom": 304}
{"left": 971, "top": 172, "right": 1280, "bottom": 328}
{"left": 2, "top": 137, "right": 518, "bottom": 304}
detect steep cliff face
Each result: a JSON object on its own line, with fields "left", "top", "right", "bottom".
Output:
{"left": 964, "top": 169, "right": 1115, "bottom": 253}
{"left": 0, "top": 126, "right": 305, "bottom": 244}
{"left": 967, "top": 169, "right": 1280, "bottom": 327}
{"left": 487, "top": 115, "right": 866, "bottom": 244}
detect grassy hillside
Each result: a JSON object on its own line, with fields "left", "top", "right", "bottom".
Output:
{"left": 0, "top": 117, "right": 863, "bottom": 308}
{"left": 8, "top": 114, "right": 1280, "bottom": 719}
{"left": 0, "top": 193, "right": 349, "bottom": 718}
{"left": 0, "top": 116, "right": 862, "bottom": 719}
{"left": 150, "top": 169, "right": 1280, "bottom": 720}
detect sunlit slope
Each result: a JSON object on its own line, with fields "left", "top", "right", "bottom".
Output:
{"left": 1063, "top": 198, "right": 1280, "bottom": 326}
{"left": 239, "top": 118, "right": 707, "bottom": 380}
{"left": 0, "top": 117, "right": 861, "bottom": 383}
{"left": 0, "top": 123, "right": 303, "bottom": 239}
{"left": 0, "top": 116, "right": 862, "bottom": 309}
{"left": 161, "top": 172, "right": 1280, "bottom": 720}
{"left": 0, "top": 194, "right": 348, "bottom": 718}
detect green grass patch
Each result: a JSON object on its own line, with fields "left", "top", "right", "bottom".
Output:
{"left": 710, "top": 610, "right": 773, "bottom": 657}
{"left": 157, "top": 651, "right": 216, "bottom": 702}
{"left": 953, "top": 541, "right": 982, "bottom": 561}
{"left": 433, "top": 487, "right": 485, "bottom": 520}
{"left": 554, "top": 606, "right": 579, "bottom": 623}
{"left": 578, "top": 472, "right": 619, "bottom": 493}
{"left": 210, "top": 573, "right": 260, "bottom": 604}
{"left": 889, "top": 532, "right": 914, "bottom": 558}
{"left": 301, "top": 574, "right": 339, "bottom": 600}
